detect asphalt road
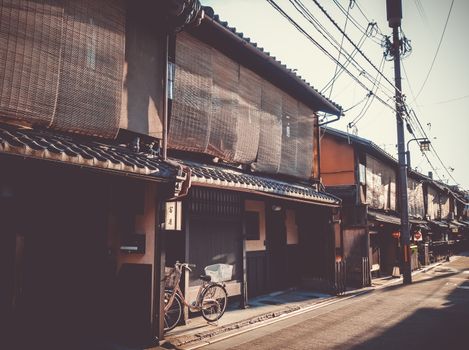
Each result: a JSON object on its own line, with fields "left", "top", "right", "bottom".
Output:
{"left": 201, "top": 255, "right": 469, "bottom": 350}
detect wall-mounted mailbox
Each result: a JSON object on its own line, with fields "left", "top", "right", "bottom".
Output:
{"left": 120, "top": 233, "right": 145, "bottom": 254}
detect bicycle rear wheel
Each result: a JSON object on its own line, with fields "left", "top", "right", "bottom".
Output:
{"left": 200, "top": 283, "right": 227, "bottom": 322}
{"left": 164, "top": 290, "right": 182, "bottom": 332}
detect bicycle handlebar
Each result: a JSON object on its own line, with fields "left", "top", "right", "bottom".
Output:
{"left": 174, "top": 261, "right": 196, "bottom": 272}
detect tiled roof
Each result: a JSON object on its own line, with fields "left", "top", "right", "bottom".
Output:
{"left": 179, "top": 159, "right": 340, "bottom": 206}
{"left": 368, "top": 210, "right": 401, "bottom": 226}
{"left": 0, "top": 124, "right": 176, "bottom": 180}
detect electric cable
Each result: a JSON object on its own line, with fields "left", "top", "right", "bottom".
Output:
{"left": 412, "top": 0, "right": 454, "bottom": 101}
{"left": 288, "top": 0, "right": 371, "bottom": 96}
{"left": 266, "top": 0, "right": 397, "bottom": 113}
{"left": 313, "top": 0, "right": 401, "bottom": 96}
{"left": 285, "top": 0, "right": 396, "bottom": 102}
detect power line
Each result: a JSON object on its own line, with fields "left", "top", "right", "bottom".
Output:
{"left": 288, "top": 0, "right": 397, "bottom": 101}
{"left": 405, "top": 107, "right": 461, "bottom": 186}
{"left": 412, "top": 0, "right": 455, "bottom": 101}
{"left": 327, "top": 0, "right": 351, "bottom": 97}
{"left": 348, "top": 55, "right": 386, "bottom": 127}
{"left": 332, "top": 0, "right": 383, "bottom": 45}
{"left": 311, "top": 0, "right": 401, "bottom": 96}
{"left": 426, "top": 94, "right": 469, "bottom": 106}
{"left": 266, "top": 0, "right": 396, "bottom": 113}
{"left": 287, "top": 0, "right": 374, "bottom": 96}
{"left": 401, "top": 56, "right": 461, "bottom": 187}
{"left": 354, "top": 0, "right": 384, "bottom": 37}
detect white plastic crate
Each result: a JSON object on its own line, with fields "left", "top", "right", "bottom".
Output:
{"left": 204, "top": 264, "right": 233, "bottom": 283}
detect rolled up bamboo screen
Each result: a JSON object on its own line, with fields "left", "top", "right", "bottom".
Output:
{"left": 252, "top": 81, "right": 282, "bottom": 174}
{"left": 170, "top": 32, "right": 212, "bottom": 152}
{"left": 0, "top": 0, "right": 64, "bottom": 126}
{"left": 52, "top": 0, "right": 125, "bottom": 138}
{"left": 0, "top": 0, "right": 125, "bottom": 138}
{"left": 170, "top": 32, "right": 318, "bottom": 180}
{"left": 234, "top": 66, "right": 261, "bottom": 163}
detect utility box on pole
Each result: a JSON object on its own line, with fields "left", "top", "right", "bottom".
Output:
{"left": 386, "top": 0, "right": 402, "bottom": 27}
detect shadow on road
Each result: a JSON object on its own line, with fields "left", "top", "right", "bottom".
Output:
{"left": 349, "top": 259, "right": 469, "bottom": 350}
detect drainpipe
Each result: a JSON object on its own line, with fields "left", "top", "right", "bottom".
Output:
{"left": 162, "top": 33, "right": 169, "bottom": 161}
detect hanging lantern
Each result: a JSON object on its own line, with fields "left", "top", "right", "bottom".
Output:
{"left": 414, "top": 231, "right": 422, "bottom": 241}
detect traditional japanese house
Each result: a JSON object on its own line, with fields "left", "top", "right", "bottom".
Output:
{"left": 320, "top": 128, "right": 403, "bottom": 283}
{"left": 320, "top": 127, "right": 469, "bottom": 283}
{"left": 425, "top": 179, "right": 469, "bottom": 260}
{"left": 407, "top": 171, "right": 430, "bottom": 268}
{"left": 0, "top": 0, "right": 203, "bottom": 347}
{"left": 163, "top": 7, "right": 344, "bottom": 318}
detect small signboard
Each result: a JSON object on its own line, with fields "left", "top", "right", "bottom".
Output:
{"left": 165, "top": 201, "right": 182, "bottom": 230}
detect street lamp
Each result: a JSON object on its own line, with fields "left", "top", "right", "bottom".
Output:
{"left": 406, "top": 138, "right": 431, "bottom": 169}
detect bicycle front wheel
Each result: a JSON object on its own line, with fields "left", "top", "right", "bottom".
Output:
{"left": 200, "top": 283, "right": 228, "bottom": 322}
{"left": 164, "top": 290, "right": 182, "bottom": 332}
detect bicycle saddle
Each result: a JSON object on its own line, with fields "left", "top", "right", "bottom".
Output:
{"left": 199, "top": 274, "right": 211, "bottom": 282}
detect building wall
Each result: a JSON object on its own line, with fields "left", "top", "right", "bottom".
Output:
{"left": 119, "top": 0, "right": 164, "bottom": 138}
{"left": 320, "top": 134, "right": 356, "bottom": 186}
{"left": 107, "top": 181, "right": 158, "bottom": 337}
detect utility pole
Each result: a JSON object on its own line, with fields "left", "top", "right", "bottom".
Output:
{"left": 386, "top": 0, "right": 412, "bottom": 284}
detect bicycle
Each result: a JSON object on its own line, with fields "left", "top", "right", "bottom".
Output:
{"left": 163, "top": 262, "right": 228, "bottom": 332}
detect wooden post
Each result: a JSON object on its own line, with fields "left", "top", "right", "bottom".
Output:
{"left": 240, "top": 199, "right": 248, "bottom": 308}
{"left": 183, "top": 199, "right": 190, "bottom": 323}
{"left": 153, "top": 197, "right": 166, "bottom": 343}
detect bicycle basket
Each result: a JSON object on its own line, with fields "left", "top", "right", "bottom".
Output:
{"left": 164, "top": 267, "right": 181, "bottom": 289}
{"left": 204, "top": 264, "right": 233, "bottom": 283}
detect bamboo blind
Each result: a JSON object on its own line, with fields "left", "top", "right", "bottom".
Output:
{"left": 365, "top": 155, "right": 397, "bottom": 211}
{"left": 170, "top": 32, "right": 318, "bottom": 179}
{"left": 0, "top": 0, "right": 64, "bottom": 125}
{"left": 408, "top": 177, "right": 425, "bottom": 218}
{"left": 52, "top": 0, "right": 125, "bottom": 138}
{"left": 0, "top": 0, "right": 125, "bottom": 138}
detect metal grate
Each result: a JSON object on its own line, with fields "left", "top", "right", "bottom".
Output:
{"left": 189, "top": 187, "right": 242, "bottom": 217}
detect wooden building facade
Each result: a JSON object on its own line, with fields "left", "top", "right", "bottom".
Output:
{"left": 162, "top": 7, "right": 344, "bottom": 321}
{"left": 320, "top": 128, "right": 469, "bottom": 286}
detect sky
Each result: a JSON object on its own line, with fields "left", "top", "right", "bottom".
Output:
{"left": 201, "top": 0, "right": 469, "bottom": 190}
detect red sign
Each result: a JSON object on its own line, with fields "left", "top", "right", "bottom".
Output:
{"left": 392, "top": 231, "right": 401, "bottom": 239}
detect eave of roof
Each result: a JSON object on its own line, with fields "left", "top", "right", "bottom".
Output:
{"left": 368, "top": 210, "right": 401, "bottom": 226}
{"left": 178, "top": 159, "right": 341, "bottom": 207}
{"left": 187, "top": 7, "right": 342, "bottom": 116}
{"left": 0, "top": 123, "right": 176, "bottom": 181}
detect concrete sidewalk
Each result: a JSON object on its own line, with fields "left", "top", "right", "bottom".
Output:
{"left": 150, "top": 255, "right": 463, "bottom": 350}
{"left": 157, "top": 289, "right": 348, "bottom": 350}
